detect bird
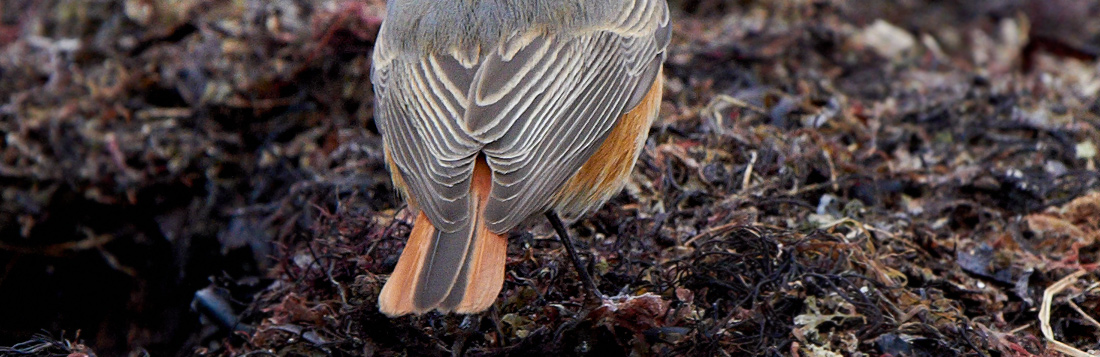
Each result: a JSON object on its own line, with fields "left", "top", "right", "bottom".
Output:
{"left": 370, "top": 0, "right": 671, "bottom": 317}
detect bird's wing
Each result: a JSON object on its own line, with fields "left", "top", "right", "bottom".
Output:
{"left": 476, "top": 1, "right": 671, "bottom": 231}
{"left": 372, "top": 0, "right": 671, "bottom": 233}
{"left": 373, "top": 40, "right": 484, "bottom": 233}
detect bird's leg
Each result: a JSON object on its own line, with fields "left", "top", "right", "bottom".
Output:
{"left": 545, "top": 211, "right": 604, "bottom": 304}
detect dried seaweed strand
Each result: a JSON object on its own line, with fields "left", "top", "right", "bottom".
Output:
{"left": 1039, "top": 270, "right": 1096, "bottom": 357}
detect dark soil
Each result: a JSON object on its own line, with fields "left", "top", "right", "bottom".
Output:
{"left": 1, "top": 0, "right": 1099, "bottom": 356}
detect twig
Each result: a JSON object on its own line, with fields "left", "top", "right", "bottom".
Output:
{"left": 0, "top": 227, "right": 116, "bottom": 256}
{"left": 1067, "top": 300, "right": 1100, "bottom": 330}
{"left": 683, "top": 222, "right": 741, "bottom": 247}
{"left": 1039, "top": 270, "right": 1096, "bottom": 357}
{"left": 741, "top": 150, "right": 758, "bottom": 193}
{"left": 822, "top": 149, "right": 839, "bottom": 192}
{"left": 1007, "top": 323, "right": 1031, "bottom": 335}
{"left": 703, "top": 94, "right": 768, "bottom": 134}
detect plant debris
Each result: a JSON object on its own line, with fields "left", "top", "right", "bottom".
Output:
{"left": 1, "top": 0, "right": 1099, "bottom": 355}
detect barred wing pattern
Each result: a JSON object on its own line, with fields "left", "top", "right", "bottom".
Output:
{"left": 373, "top": 0, "right": 670, "bottom": 233}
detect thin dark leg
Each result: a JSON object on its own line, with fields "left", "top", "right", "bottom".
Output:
{"left": 545, "top": 211, "right": 604, "bottom": 303}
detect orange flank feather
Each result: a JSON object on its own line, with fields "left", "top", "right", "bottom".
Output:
{"left": 378, "top": 158, "right": 506, "bottom": 316}
{"left": 553, "top": 71, "right": 664, "bottom": 218}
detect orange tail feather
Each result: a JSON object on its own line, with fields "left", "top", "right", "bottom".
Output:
{"left": 378, "top": 159, "right": 505, "bottom": 316}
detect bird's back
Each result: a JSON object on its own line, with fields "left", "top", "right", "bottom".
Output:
{"left": 379, "top": 0, "right": 633, "bottom": 56}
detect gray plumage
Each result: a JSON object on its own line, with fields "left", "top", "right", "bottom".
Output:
{"left": 372, "top": 0, "right": 671, "bottom": 236}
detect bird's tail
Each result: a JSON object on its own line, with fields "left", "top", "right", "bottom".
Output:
{"left": 378, "top": 159, "right": 506, "bottom": 316}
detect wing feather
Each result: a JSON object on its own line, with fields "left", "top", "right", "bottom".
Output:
{"left": 375, "top": 54, "right": 481, "bottom": 232}
{"left": 480, "top": 20, "right": 669, "bottom": 231}
{"left": 373, "top": 0, "right": 671, "bottom": 233}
